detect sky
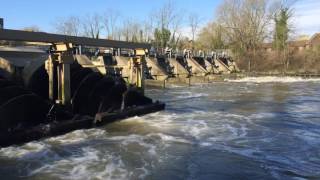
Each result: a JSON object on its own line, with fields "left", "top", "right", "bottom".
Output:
{"left": 0, "top": 0, "right": 319, "bottom": 37}
{"left": 293, "top": 0, "right": 320, "bottom": 36}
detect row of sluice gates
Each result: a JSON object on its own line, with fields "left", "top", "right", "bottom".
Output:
{"left": 92, "top": 49, "right": 239, "bottom": 82}
{"left": 145, "top": 52, "right": 239, "bottom": 81}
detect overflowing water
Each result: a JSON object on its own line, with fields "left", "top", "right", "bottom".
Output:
{"left": 1, "top": 76, "right": 320, "bottom": 179}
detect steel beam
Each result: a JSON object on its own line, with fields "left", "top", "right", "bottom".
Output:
{"left": 0, "top": 29, "right": 151, "bottom": 49}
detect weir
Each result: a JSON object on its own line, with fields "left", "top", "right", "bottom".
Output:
{"left": 143, "top": 48, "right": 239, "bottom": 87}
{"left": 0, "top": 29, "right": 165, "bottom": 147}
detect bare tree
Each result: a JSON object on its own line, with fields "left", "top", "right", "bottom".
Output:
{"left": 54, "top": 16, "right": 81, "bottom": 36}
{"left": 82, "top": 14, "right": 104, "bottom": 39}
{"left": 169, "top": 12, "right": 184, "bottom": 50}
{"left": 153, "top": 1, "right": 184, "bottom": 49}
{"left": 217, "top": 0, "right": 271, "bottom": 71}
{"left": 196, "top": 21, "right": 226, "bottom": 51}
{"left": 119, "top": 18, "right": 142, "bottom": 42}
{"left": 142, "top": 15, "right": 156, "bottom": 43}
{"left": 104, "top": 9, "right": 120, "bottom": 40}
{"left": 189, "top": 13, "right": 201, "bottom": 49}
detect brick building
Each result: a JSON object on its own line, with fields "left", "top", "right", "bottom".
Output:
{"left": 261, "top": 33, "right": 320, "bottom": 52}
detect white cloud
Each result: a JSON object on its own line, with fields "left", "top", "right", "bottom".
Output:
{"left": 293, "top": 0, "right": 320, "bottom": 35}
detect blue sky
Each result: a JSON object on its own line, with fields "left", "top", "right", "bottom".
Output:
{"left": 0, "top": 0, "right": 319, "bottom": 36}
{"left": 293, "top": 0, "right": 320, "bottom": 35}
{"left": 0, "top": 0, "right": 221, "bottom": 31}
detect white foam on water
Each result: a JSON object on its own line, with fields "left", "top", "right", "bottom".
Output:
{"left": 105, "top": 134, "right": 160, "bottom": 158}
{"left": 166, "top": 84, "right": 186, "bottom": 88}
{"left": 28, "top": 147, "right": 131, "bottom": 180}
{"left": 226, "top": 76, "right": 320, "bottom": 83}
{"left": 46, "top": 129, "right": 107, "bottom": 145}
{"left": 181, "top": 119, "right": 210, "bottom": 140}
{"left": 147, "top": 133, "right": 191, "bottom": 144}
{"left": 130, "top": 112, "right": 178, "bottom": 130}
{"left": 176, "top": 92, "right": 208, "bottom": 99}
{"left": 0, "top": 141, "right": 48, "bottom": 159}
{"left": 21, "top": 136, "right": 156, "bottom": 179}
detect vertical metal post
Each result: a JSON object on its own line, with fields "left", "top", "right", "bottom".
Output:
{"left": 129, "top": 49, "right": 146, "bottom": 94}
{"left": 0, "top": 18, "right": 3, "bottom": 29}
{"left": 46, "top": 55, "right": 57, "bottom": 101}
{"left": 61, "top": 62, "right": 71, "bottom": 105}
{"left": 118, "top": 48, "right": 121, "bottom": 56}
{"left": 78, "top": 45, "right": 82, "bottom": 55}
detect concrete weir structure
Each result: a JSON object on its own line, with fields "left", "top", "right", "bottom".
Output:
{"left": 146, "top": 57, "right": 168, "bottom": 81}
{"left": 143, "top": 51, "right": 240, "bottom": 87}
{"left": 204, "top": 58, "right": 219, "bottom": 74}
{"left": 214, "top": 58, "right": 232, "bottom": 74}
{"left": 186, "top": 58, "right": 208, "bottom": 76}
{"left": 168, "top": 57, "right": 189, "bottom": 78}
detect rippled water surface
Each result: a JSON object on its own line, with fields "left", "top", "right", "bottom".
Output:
{"left": 1, "top": 77, "right": 320, "bottom": 180}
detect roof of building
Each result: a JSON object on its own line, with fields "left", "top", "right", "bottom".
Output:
{"left": 288, "top": 40, "right": 308, "bottom": 47}
{"left": 261, "top": 32, "right": 320, "bottom": 49}
{"left": 309, "top": 33, "right": 320, "bottom": 44}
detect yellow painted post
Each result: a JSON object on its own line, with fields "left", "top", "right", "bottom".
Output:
{"left": 58, "top": 51, "right": 74, "bottom": 106}
{"left": 132, "top": 49, "right": 146, "bottom": 94}
{"left": 45, "top": 55, "right": 57, "bottom": 101}
{"left": 46, "top": 43, "right": 74, "bottom": 106}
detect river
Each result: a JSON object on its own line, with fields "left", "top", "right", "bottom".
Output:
{"left": 0, "top": 76, "right": 320, "bottom": 180}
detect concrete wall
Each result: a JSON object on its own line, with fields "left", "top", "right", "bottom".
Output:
{"left": 186, "top": 58, "right": 207, "bottom": 76}
{"left": 114, "top": 56, "right": 130, "bottom": 78}
{"left": 146, "top": 57, "right": 168, "bottom": 81}
{"left": 214, "top": 59, "right": 231, "bottom": 74}
{"left": 204, "top": 59, "right": 219, "bottom": 74}
{"left": 168, "top": 58, "right": 189, "bottom": 78}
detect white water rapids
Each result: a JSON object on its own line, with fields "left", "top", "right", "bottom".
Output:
{"left": 1, "top": 77, "right": 320, "bottom": 180}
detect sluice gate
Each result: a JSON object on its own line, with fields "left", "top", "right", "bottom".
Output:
{"left": 143, "top": 49, "right": 239, "bottom": 87}
{"left": 145, "top": 57, "right": 168, "bottom": 81}
{"left": 0, "top": 29, "right": 165, "bottom": 147}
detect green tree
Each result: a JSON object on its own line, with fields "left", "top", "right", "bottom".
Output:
{"left": 273, "top": 8, "right": 290, "bottom": 51}
{"left": 154, "top": 28, "right": 171, "bottom": 49}
{"left": 273, "top": 6, "right": 292, "bottom": 72}
{"left": 217, "top": 0, "right": 270, "bottom": 72}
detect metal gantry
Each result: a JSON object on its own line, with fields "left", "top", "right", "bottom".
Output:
{"left": 0, "top": 28, "right": 149, "bottom": 106}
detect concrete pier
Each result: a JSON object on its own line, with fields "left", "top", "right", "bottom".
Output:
{"left": 146, "top": 57, "right": 168, "bottom": 81}
{"left": 186, "top": 58, "right": 208, "bottom": 76}
{"left": 114, "top": 56, "right": 130, "bottom": 78}
{"left": 214, "top": 59, "right": 232, "bottom": 74}
{"left": 204, "top": 59, "right": 219, "bottom": 74}
{"left": 168, "top": 58, "right": 190, "bottom": 78}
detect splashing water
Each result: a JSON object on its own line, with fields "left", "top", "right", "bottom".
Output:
{"left": 226, "top": 76, "right": 320, "bottom": 83}
{"left": 1, "top": 77, "right": 320, "bottom": 179}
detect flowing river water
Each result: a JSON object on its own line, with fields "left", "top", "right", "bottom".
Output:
{"left": 0, "top": 77, "right": 320, "bottom": 180}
